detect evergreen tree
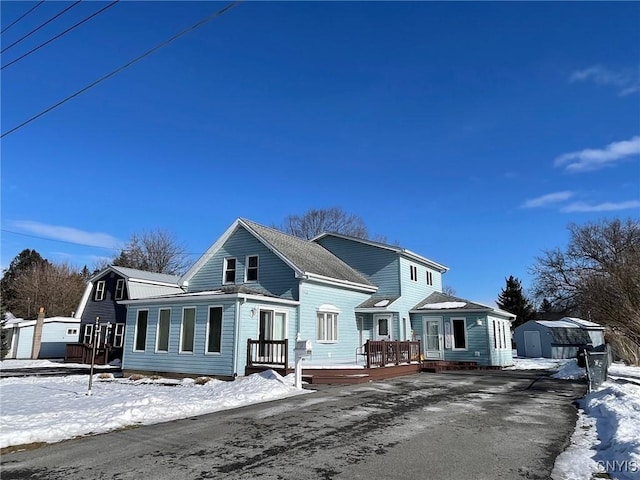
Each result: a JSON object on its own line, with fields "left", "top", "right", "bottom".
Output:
{"left": 0, "top": 249, "right": 47, "bottom": 317}
{"left": 0, "top": 315, "right": 9, "bottom": 359}
{"left": 497, "top": 275, "right": 535, "bottom": 329}
{"left": 539, "top": 298, "right": 554, "bottom": 313}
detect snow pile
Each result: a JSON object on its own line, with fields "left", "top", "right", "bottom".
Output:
{"left": 505, "top": 357, "right": 573, "bottom": 371}
{"left": 0, "top": 369, "right": 309, "bottom": 449}
{"left": 419, "top": 301, "right": 466, "bottom": 309}
{"left": 551, "top": 359, "right": 586, "bottom": 380}
{"left": 553, "top": 379, "right": 640, "bottom": 480}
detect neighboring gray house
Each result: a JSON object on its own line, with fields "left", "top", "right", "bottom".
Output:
{"left": 514, "top": 317, "right": 604, "bottom": 359}
{"left": 72, "top": 266, "right": 183, "bottom": 363}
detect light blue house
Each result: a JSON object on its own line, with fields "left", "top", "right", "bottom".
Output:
{"left": 3, "top": 315, "right": 80, "bottom": 359}
{"left": 120, "top": 218, "right": 514, "bottom": 379}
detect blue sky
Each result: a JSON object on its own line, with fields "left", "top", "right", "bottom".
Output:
{"left": 2, "top": 1, "right": 639, "bottom": 306}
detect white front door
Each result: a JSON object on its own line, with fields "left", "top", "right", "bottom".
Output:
{"left": 423, "top": 317, "right": 443, "bottom": 359}
{"left": 374, "top": 315, "right": 392, "bottom": 340}
{"left": 524, "top": 330, "right": 542, "bottom": 357}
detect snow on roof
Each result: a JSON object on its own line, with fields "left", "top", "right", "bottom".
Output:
{"left": 374, "top": 299, "right": 390, "bottom": 307}
{"left": 536, "top": 320, "right": 580, "bottom": 328}
{"left": 561, "top": 317, "right": 603, "bottom": 329}
{"left": 4, "top": 316, "right": 80, "bottom": 328}
{"left": 419, "top": 301, "right": 467, "bottom": 309}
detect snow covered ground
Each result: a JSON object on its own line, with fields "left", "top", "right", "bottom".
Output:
{"left": 1, "top": 358, "right": 639, "bottom": 480}
{"left": 508, "top": 358, "right": 640, "bottom": 480}
{"left": 0, "top": 360, "right": 309, "bottom": 450}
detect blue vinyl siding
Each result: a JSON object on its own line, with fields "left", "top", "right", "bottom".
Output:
{"left": 188, "top": 226, "right": 298, "bottom": 299}
{"left": 123, "top": 300, "right": 237, "bottom": 377}
{"left": 488, "top": 315, "right": 515, "bottom": 366}
{"left": 122, "top": 297, "right": 300, "bottom": 377}
{"left": 398, "top": 257, "right": 441, "bottom": 307}
{"left": 314, "top": 236, "right": 400, "bottom": 296}
{"left": 298, "top": 280, "right": 370, "bottom": 365}
{"left": 235, "top": 300, "right": 299, "bottom": 372}
{"left": 441, "top": 314, "right": 490, "bottom": 365}
{"left": 410, "top": 312, "right": 514, "bottom": 366}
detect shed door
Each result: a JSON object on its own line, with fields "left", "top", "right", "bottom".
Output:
{"left": 524, "top": 331, "right": 542, "bottom": 357}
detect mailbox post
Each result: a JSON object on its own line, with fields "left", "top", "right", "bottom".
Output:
{"left": 294, "top": 335, "right": 312, "bottom": 390}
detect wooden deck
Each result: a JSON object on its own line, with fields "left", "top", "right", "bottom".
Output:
{"left": 245, "top": 339, "right": 501, "bottom": 384}
{"left": 246, "top": 362, "right": 424, "bottom": 385}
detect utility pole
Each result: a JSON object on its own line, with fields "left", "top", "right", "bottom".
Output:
{"left": 87, "top": 316, "right": 99, "bottom": 395}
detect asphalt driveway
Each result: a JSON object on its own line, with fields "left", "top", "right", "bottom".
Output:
{"left": 1, "top": 369, "right": 586, "bottom": 480}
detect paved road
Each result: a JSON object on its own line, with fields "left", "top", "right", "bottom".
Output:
{"left": 2, "top": 370, "right": 585, "bottom": 480}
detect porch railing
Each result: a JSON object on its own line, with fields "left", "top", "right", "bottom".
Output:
{"left": 246, "top": 339, "right": 289, "bottom": 369}
{"left": 365, "top": 340, "right": 421, "bottom": 368}
{"left": 64, "top": 343, "right": 111, "bottom": 365}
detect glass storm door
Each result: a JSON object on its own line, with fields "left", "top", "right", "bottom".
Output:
{"left": 259, "top": 310, "right": 286, "bottom": 358}
{"left": 423, "top": 317, "right": 443, "bottom": 359}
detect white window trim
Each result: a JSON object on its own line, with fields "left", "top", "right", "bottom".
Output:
{"left": 83, "top": 324, "right": 94, "bottom": 344}
{"left": 113, "top": 323, "right": 125, "bottom": 348}
{"left": 66, "top": 328, "right": 78, "bottom": 336}
{"left": 179, "top": 306, "right": 196, "bottom": 354}
{"left": 95, "top": 280, "right": 106, "bottom": 301}
{"left": 256, "top": 308, "right": 289, "bottom": 339}
{"left": 205, "top": 305, "right": 224, "bottom": 355}
{"left": 114, "top": 279, "right": 125, "bottom": 300}
{"left": 155, "top": 308, "right": 171, "bottom": 353}
{"left": 409, "top": 265, "right": 418, "bottom": 282}
{"left": 133, "top": 309, "right": 149, "bottom": 352}
{"left": 223, "top": 257, "right": 237, "bottom": 285}
{"left": 317, "top": 311, "right": 339, "bottom": 343}
{"left": 451, "top": 317, "right": 468, "bottom": 351}
{"left": 245, "top": 255, "right": 259, "bottom": 283}
{"left": 426, "top": 271, "right": 433, "bottom": 286}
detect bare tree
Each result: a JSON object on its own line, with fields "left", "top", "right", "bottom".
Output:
{"left": 442, "top": 285, "right": 457, "bottom": 296}
{"left": 113, "top": 229, "right": 190, "bottom": 275}
{"left": 531, "top": 218, "right": 640, "bottom": 364}
{"left": 13, "top": 261, "right": 86, "bottom": 318}
{"left": 279, "top": 207, "right": 369, "bottom": 240}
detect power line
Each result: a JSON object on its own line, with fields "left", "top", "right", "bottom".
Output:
{"left": 2, "top": 0, "right": 120, "bottom": 70}
{"left": 1, "top": 229, "right": 120, "bottom": 250}
{"left": 1, "top": 0, "right": 82, "bottom": 54}
{"left": 0, "top": 0, "right": 46, "bottom": 35}
{"left": 2, "top": 229, "right": 202, "bottom": 256}
{"left": 1, "top": 1, "right": 241, "bottom": 139}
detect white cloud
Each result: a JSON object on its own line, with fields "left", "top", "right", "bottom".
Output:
{"left": 561, "top": 200, "right": 640, "bottom": 213}
{"left": 554, "top": 136, "right": 640, "bottom": 173}
{"left": 11, "top": 221, "right": 122, "bottom": 249}
{"left": 521, "top": 191, "right": 574, "bottom": 208}
{"left": 569, "top": 65, "right": 640, "bottom": 96}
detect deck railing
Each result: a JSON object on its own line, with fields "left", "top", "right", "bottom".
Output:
{"left": 246, "top": 339, "right": 289, "bottom": 369}
{"left": 64, "top": 343, "right": 111, "bottom": 364}
{"left": 365, "top": 340, "right": 421, "bottom": 368}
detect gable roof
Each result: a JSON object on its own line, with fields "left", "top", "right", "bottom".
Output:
{"left": 312, "top": 232, "right": 449, "bottom": 272}
{"left": 92, "top": 265, "right": 181, "bottom": 286}
{"left": 181, "top": 219, "right": 376, "bottom": 292}
{"left": 76, "top": 266, "right": 183, "bottom": 319}
{"left": 410, "top": 291, "right": 516, "bottom": 319}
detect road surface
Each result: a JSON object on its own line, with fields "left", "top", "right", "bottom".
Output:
{"left": 1, "top": 370, "right": 585, "bottom": 480}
